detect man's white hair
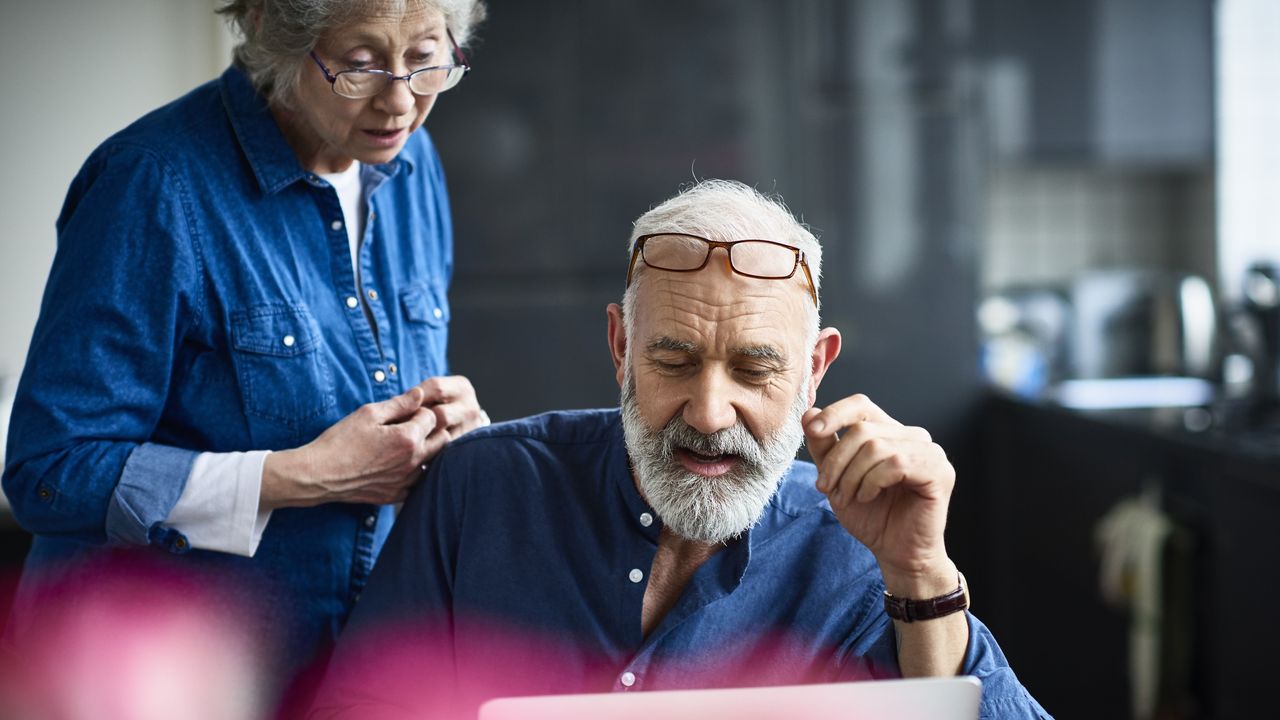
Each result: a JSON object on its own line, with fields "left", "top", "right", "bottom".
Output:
{"left": 622, "top": 179, "right": 823, "bottom": 341}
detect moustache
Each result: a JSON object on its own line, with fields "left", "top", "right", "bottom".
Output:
{"left": 656, "top": 416, "right": 767, "bottom": 468}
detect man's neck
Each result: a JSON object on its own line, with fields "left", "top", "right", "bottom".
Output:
{"left": 641, "top": 527, "right": 720, "bottom": 638}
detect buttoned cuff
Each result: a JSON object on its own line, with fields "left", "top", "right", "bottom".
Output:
{"left": 105, "top": 443, "right": 199, "bottom": 547}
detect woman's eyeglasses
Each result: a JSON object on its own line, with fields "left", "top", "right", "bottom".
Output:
{"left": 310, "top": 29, "right": 470, "bottom": 99}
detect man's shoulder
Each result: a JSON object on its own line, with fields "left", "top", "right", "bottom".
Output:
{"left": 770, "top": 459, "right": 827, "bottom": 516}
{"left": 443, "top": 409, "right": 622, "bottom": 462}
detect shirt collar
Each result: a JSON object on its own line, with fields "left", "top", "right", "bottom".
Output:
{"left": 218, "top": 65, "right": 414, "bottom": 195}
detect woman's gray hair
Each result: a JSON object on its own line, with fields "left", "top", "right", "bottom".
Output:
{"left": 623, "top": 179, "right": 824, "bottom": 334}
{"left": 218, "top": 0, "right": 487, "bottom": 108}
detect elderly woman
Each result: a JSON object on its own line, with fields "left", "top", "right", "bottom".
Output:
{"left": 2, "top": 0, "right": 488, "bottom": 685}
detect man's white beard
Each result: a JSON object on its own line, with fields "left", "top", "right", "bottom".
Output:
{"left": 619, "top": 367, "right": 810, "bottom": 544}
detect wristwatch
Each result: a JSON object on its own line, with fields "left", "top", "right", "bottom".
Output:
{"left": 883, "top": 572, "right": 969, "bottom": 623}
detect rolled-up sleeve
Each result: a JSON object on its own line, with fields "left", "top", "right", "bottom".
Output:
{"left": 105, "top": 443, "right": 199, "bottom": 547}
{"left": 1, "top": 142, "right": 203, "bottom": 547}
{"left": 961, "top": 613, "right": 1055, "bottom": 720}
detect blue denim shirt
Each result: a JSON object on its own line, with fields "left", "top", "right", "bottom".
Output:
{"left": 312, "top": 410, "right": 1052, "bottom": 720}
{"left": 2, "top": 66, "right": 454, "bottom": 673}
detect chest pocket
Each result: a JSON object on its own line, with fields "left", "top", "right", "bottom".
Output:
{"left": 230, "top": 303, "right": 336, "bottom": 429}
{"left": 400, "top": 281, "right": 450, "bottom": 375}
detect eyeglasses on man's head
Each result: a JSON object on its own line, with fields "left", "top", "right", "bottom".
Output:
{"left": 625, "top": 232, "right": 817, "bottom": 305}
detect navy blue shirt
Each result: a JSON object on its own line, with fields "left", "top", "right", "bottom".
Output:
{"left": 2, "top": 65, "right": 454, "bottom": 673}
{"left": 313, "top": 410, "right": 1051, "bottom": 720}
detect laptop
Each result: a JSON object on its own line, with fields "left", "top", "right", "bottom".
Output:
{"left": 478, "top": 676, "right": 982, "bottom": 720}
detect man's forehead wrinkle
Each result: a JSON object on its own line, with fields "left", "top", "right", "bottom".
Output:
{"left": 647, "top": 287, "right": 791, "bottom": 323}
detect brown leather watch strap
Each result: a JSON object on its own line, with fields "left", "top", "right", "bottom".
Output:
{"left": 883, "top": 572, "right": 969, "bottom": 623}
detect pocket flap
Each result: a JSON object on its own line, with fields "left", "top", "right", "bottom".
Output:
{"left": 401, "top": 283, "right": 450, "bottom": 328}
{"left": 231, "top": 303, "right": 320, "bottom": 357}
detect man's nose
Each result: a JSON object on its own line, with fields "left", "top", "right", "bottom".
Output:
{"left": 682, "top": 368, "right": 738, "bottom": 436}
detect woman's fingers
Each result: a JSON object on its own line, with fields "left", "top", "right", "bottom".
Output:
{"left": 417, "top": 375, "right": 476, "bottom": 405}
{"left": 367, "top": 386, "right": 424, "bottom": 424}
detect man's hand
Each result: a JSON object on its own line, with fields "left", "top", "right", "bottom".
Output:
{"left": 261, "top": 385, "right": 452, "bottom": 510}
{"left": 804, "top": 394, "right": 967, "bottom": 678}
{"left": 803, "top": 394, "right": 956, "bottom": 597}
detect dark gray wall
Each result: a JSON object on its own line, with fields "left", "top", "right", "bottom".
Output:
{"left": 431, "top": 0, "right": 984, "bottom": 451}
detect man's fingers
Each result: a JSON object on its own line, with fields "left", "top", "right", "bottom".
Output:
{"left": 828, "top": 440, "right": 947, "bottom": 507}
{"left": 806, "top": 394, "right": 901, "bottom": 437}
{"left": 812, "top": 422, "right": 927, "bottom": 492}
{"left": 803, "top": 407, "right": 838, "bottom": 469}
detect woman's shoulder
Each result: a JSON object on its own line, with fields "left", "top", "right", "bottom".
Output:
{"left": 399, "top": 126, "right": 446, "bottom": 177}
{"left": 89, "top": 75, "right": 229, "bottom": 171}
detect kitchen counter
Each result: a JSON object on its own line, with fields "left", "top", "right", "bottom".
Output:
{"left": 966, "top": 391, "right": 1280, "bottom": 719}
{"left": 1002, "top": 391, "right": 1280, "bottom": 469}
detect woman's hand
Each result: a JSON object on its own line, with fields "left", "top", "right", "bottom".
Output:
{"left": 260, "top": 386, "right": 450, "bottom": 509}
{"left": 416, "top": 375, "right": 489, "bottom": 438}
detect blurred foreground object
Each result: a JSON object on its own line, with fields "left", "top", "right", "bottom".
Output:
{"left": 0, "top": 555, "right": 267, "bottom": 720}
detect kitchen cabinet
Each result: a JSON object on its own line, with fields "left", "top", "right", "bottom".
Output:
{"left": 970, "top": 394, "right": 1280, "bottom": 718}
{"left": 975, "top": 0, "right": 1214, "bottom": 166}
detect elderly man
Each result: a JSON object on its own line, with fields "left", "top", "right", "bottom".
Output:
{"left": 309, "top": 180, "right": 1050, "bottom": 719}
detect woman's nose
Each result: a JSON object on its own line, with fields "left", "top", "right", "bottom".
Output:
{"left": 373, "top": 75, "right": 419, "bottom": 115}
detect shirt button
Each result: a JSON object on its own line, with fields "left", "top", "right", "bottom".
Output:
{"left": 282, "top": 334, "right": 295, "bottom": 348}
{"left": 367, "top": 288, "right": 379, "bottom": 301}
{"left": 639, "top": 512, "right": 653, "bottom": 527}
{"left": 628, "top": 568, "right": 644, "bottom": 583}
{"left": 373, "top": 370, "right": 387, "bottom": 383}
{"left": 620, "top": 671, "right": 636, "bottom": 687}
{"left": 345, "top": 296, "right": 359, "bottom": 309}
{"left": 331, "top": 219, "right": 344, "bottom": 231}
{"left": 369, "top": 211, "right": 376, "bottom": 221}
{"left": 364, "top": 515, "right": 376, "bottom": 529}
{"left": 388, "top": 362, "right": 398, "bottom": 375}
{"left": 433, "top": 307, "right": 443, "bottom": 320}
{"left": 174, "top": 537, "right": 188, "bottom": 551}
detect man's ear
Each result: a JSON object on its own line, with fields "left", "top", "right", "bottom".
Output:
{"left": 606, "top": 303, "right": 627, "bottom": 388}
{"left": 807, "top": 328, "right": 842, "bottom": 406}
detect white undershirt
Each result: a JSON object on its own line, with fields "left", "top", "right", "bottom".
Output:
{"left": 319, "top": 161, "right": 367, "bottom": 284}
{"left": 165, "top": 163, "right": 366, "bottom": 557}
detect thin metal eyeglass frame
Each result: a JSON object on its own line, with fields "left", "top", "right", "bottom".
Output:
{"left": 625, "top": 233, "right": 817, "bottom": 305}
{"left": 309, "top": 29, "right": 470, "bottom": 98}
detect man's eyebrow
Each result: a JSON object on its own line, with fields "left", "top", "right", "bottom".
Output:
{"left": 733, "top": 345, "right": 787, "bottom": 365}
{"left": 646, "top": 336, "right": 700, "bottom": 354}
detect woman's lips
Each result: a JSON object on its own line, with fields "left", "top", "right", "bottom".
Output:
{"left": 361, "top": 128, "right": 406, "bottom": 147}
{"left": 676, "top": 448, "right": 738, "bottom": 477}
